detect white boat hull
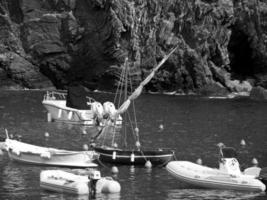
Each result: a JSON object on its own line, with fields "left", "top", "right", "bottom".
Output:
{"left": 42, "top": 100, "right": 123, "bottom": 126}
{"left": 40, "top": 170, "right": 121, "bottom": 194}
{"left": 42, "top": 100, "right": 95, "bottom": 125}
{"left": 6, "top": 139, "right": 98, "bottom": 168}
{"left": 166, "top": 161, "right": 266, "bottom": 192}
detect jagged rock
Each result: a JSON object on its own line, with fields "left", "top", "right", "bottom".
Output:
{"left": 0, "top": 0, "right": 266, "bottom": 92}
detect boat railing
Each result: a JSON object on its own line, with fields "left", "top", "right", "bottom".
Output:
{"left": 44, "top": 91, "right": 96, "bottom": 104}
{"left": 43, "top": 91, "right": 67, "bottom": 101}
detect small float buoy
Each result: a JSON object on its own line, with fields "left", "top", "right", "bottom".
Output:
{"left": 44, "top": 132, "right": 50, "bottom": 138}
{"left": 134, "top": 127, "right": 139, "bottom": 133}
{"left": 252, "top": 158, "right": 258, "bottom": 166}
{"left": 145, "top": 160, "right": 152, "bottom": 168}
{"left": 240, "top": 139, "right": 246, "bottom": 146}
{"left": 217, "top": 142, "right": 225, "bottom": 148}
{"left": 113, "top": 143, "right": 118, "bottom": 148}
{"left": 159, "top": 124, "right": 164, "bottom": 131}
{"left": 111, "top": 166, "right": 119, "bottom": 174}
{"left": 82, "top": 130, "right": 87, "bottom": 135}
{"left": 83, "top": 144, "right": 89, "bottom": 151}
{"left": 135, "top": 141, "right": 141, "bottom": 149}
{"left": 196, "top": 158, "right": 203, "bottom": 165}
{"left": 47, "top": 113, "right": 52, "bottom": 122}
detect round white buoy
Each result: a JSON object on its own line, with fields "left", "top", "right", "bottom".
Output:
{"left": 252, "top": 158, "right": 258, "bottom": 166}
{"left": 134, "top": 127, "right": 139, "bottom": 133}
{"left": 44, "top": 132, "right": 50, "bottom": 138}
{"left": 47, "top": 113, "right": 52, "bottom": 122}
{"left": 135, "top": 141, "right": 141, "bottom": 149}
{"left": 217, "top": 142, "right": 225, "bottom": 148}
{"left": 240, "top": 139, "right": 246, "bottom": 146}
{"left": 196, "top": 158, "right": 203, "bottom": 165}
{"left": 159, "top": 124, "right": 164, "bottom": 131}
{"left": 145, "top": 160, "right": 152, "bottom": 168}
{"left": 111, "top": 166, "right": 119, "bottom": 174}
{"left": 113, "top": 143, "right": 118, "bottom": 148}
{"left": 82, "top": 130, "right": 87, "bottom": 135}
{"left": 83, "top": 144, "right": 89, "bottom": 151}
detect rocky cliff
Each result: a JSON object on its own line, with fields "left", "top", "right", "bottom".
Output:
{"left": 0, "top": 0, "right": 266, "bottom": 95}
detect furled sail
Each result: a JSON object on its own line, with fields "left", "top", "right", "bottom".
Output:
{"left": 113, "top": 46, "right": 178, "bottom": 118}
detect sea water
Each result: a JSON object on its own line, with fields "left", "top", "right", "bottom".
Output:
{"left": 0, "top": 90, "right": 266, "bottom": 200}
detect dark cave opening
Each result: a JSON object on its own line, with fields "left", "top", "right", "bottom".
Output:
{"left": 227, "top": 26, "right": 254, "bottom": 80}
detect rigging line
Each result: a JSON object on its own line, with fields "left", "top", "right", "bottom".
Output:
{"left": 127, "top": 73, "right": 139, "bottom": 144}
{"left": 111, "top": 125, "right": 117, "bottom": 146}
{"left": 101, "top": 126, "right": 108, "bottom": 147}
{"left": 126, "top": 110, "right": 137, "bottom": 143}
{"left": 128, "top": 71, "right": 138, "bottom": 127}
{"left": 118, "top": 64, "right": 127, "bottom": 107}
{"left": 114, "top": 62, "right": 125, "bottom": 105}
{"left": 123, "top": 61, "right": 129, "bottom": 148}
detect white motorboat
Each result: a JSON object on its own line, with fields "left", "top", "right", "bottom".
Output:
{"left": 5, "top": 136, "right": 98, "bottom": 168}
{"left": 166, "top": 147, "right": 266, "bottom": 192}
{"left": 42, "top": 88, "right": 122, "bottom": 126}
{"left": 40, "top": 169, "right": 121, "bottom": 195}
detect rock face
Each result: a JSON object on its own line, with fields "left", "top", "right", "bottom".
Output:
{"left": 0, "top": 0, "right": 266, "bottom": 94}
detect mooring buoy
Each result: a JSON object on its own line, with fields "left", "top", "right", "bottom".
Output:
{"left": 111, "top": 166, "right": 119, "bottom": 174}
{"left": 240, "top": 139, "right": 246, "bottom": 146}
{"left": 196, "top": 158, "right": 203, "bottom": 165}
{"left": 83, "top": 144, "right": 89, "bottom": 151}
{"left": 252, "top": 158, "right": 258, "bottom": 166}
{"left": 145, "top": 160, "right": 152, "bottom": 168}
{"left": 159, "top": 124, "right": 164, "bottom": 131}
{"left": 44, "top": 132, "right": 50, "bottom": 138}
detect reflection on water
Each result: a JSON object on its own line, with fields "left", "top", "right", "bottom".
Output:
{"left": 167, "top": 189, "right": 265, "bottom": 200}
{"left": 0, "top": 91, "right": 267, "bottom": 200}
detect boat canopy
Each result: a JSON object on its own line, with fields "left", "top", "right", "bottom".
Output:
{"left": 221, "top": 147, "right": 238, "bottom": 158}
{"left": 66, "top": 85, "right": 91, "bottom": 110}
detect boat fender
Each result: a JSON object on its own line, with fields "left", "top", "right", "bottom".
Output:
{"left": 41, "top": 151, "right": 51, "bottom": 159}
{"left": 68, "top": 111, "right": 73, "bottom": 120}
{"left": 131, "top": 153, "right": 135, "bottom": 162}
{"left": 58, "top": 109, "right": 62, "bottom": 118}
{"left": 112, "top": 151, "right": 116, "bottom": 160}
{"left": 47, "top": 113, "right": 52, "bottom": 122}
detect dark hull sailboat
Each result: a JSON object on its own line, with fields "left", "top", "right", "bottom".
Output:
{"left": 95, "top": 146, "right": 174, "bottom": 166}
{"left": 93, "top": 47, "right": 178, "bottom": 167}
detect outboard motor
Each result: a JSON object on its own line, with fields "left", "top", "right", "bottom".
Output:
{"left": 259, "top": 167, "right": 267, "bottom": 188}
{"left": 88, "top": 170, "right": 101, "bottom": 196}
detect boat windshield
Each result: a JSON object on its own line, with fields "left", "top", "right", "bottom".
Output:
{"left": 221, "top": 147, "right": 238, "bottom": 158}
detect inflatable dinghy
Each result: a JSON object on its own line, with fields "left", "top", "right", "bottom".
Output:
{"left": 167, "top": 147, "right": 266, "bottom": 192}
{"left": 40, "top": 170, "right": 121, "bottom": 195}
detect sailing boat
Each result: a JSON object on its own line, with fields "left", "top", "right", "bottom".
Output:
{"left": 93, "top": 47, "right": 178, "bottom": 166}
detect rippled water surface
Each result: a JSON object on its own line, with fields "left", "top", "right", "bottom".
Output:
{"left": 0, "top": 90, "right": 267, "bottom": 200}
